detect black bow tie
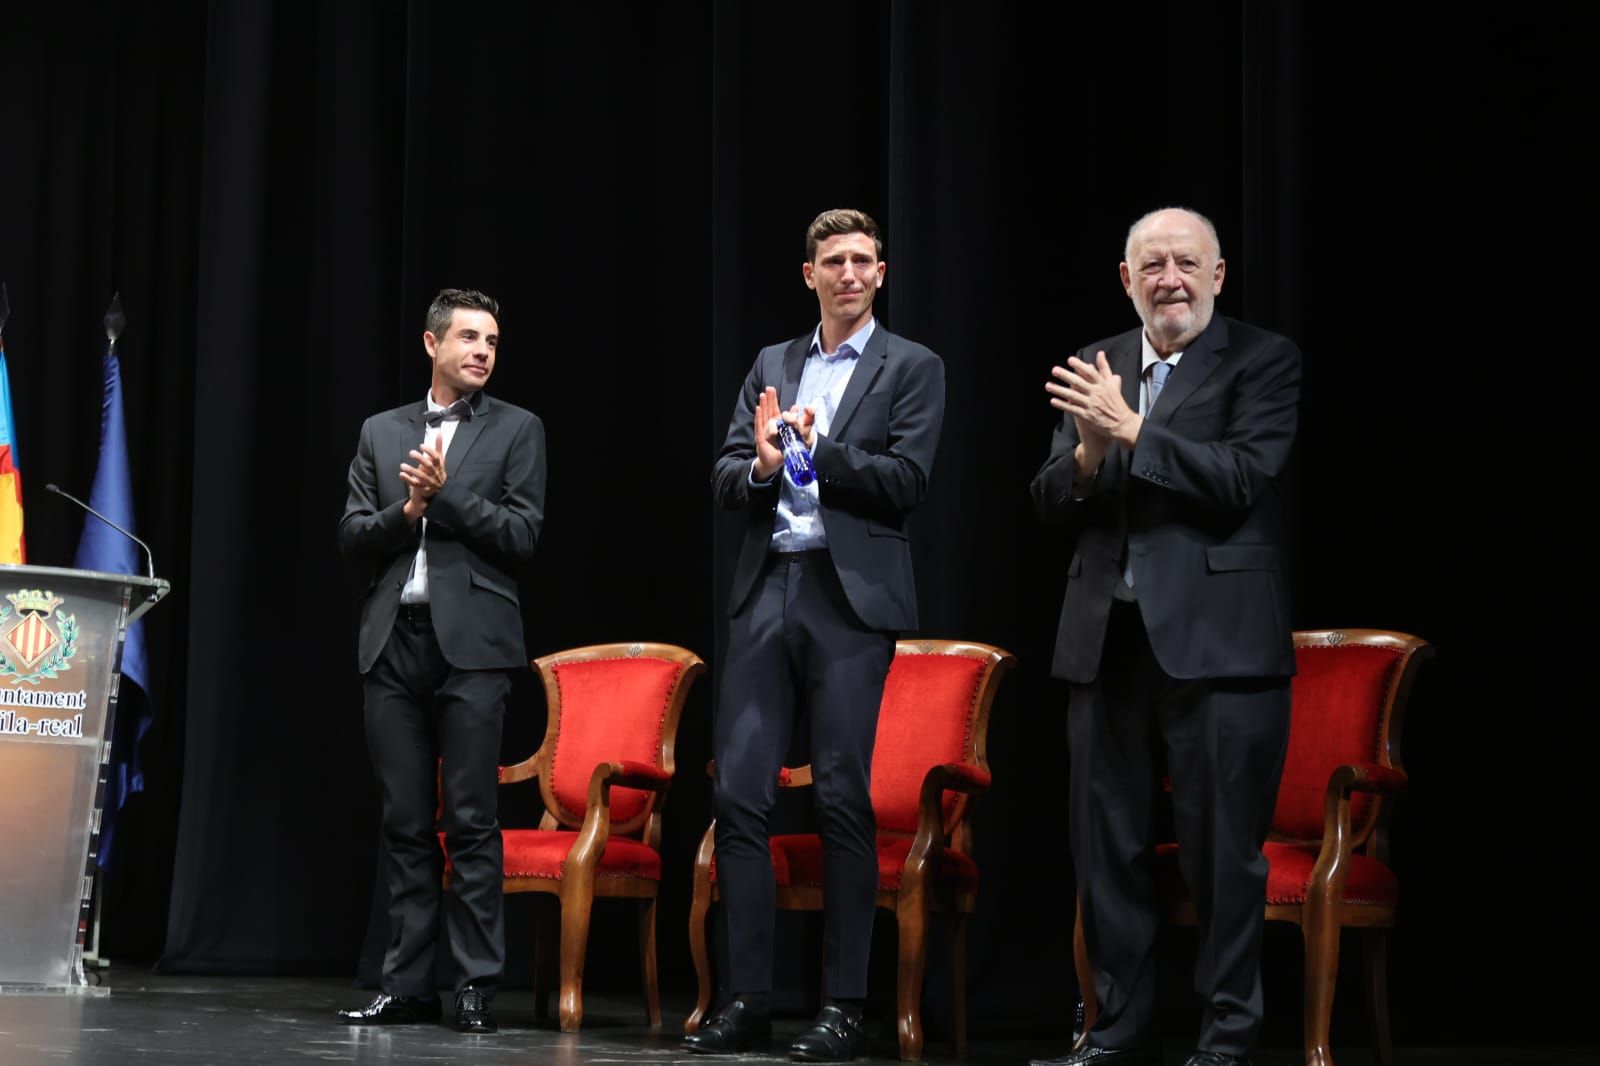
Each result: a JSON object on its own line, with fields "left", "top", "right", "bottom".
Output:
{"left": 425, "top": 397, "right": 474, "bottom": 425}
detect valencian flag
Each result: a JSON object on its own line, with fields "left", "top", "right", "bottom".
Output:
{"left": 0, "top": 284, "right": 23, "bottom": 564}
{"left": 72, "top": 294, "right": 151, "bottom": 868}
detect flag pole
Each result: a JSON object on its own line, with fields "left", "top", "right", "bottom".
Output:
{"left": 82, "top": 291, "right": 127, "bottom": 979}
{"left": 104, "top": 291, "right": 124, "bottom": 351}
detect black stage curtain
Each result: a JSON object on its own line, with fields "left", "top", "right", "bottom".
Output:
{"left": 0, "top": 0, "right": 1590, "bottom": 1046}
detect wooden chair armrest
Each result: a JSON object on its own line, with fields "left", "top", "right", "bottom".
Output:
{"left": 566, "top": 761, "right": 670, "bottom": 873}
{"left": 906, "top": 763, "right": 991, "bottom": 873}
{"left": 600, "top": 759, "right": 672, "bottom": 793}
{"left": 1327, "top": 761, "right": 1406, "bottom": 799}
{"left": 1307, "top": 762, "right": 1408, "bottom": 902}
{"left": 498, "top": 747, "right": 544, "bottom": 785}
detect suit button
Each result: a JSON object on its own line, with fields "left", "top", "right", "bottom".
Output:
{"left": 394, "top": 582, "right": 402, "bottom": 590}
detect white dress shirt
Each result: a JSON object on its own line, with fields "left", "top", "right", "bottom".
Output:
{"left": 399, "top": 391, "right": 466, "bottom": 605}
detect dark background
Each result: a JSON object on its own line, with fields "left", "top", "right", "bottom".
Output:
{"left": 1, "top": 0, "right": 1589, "bottom": 1050}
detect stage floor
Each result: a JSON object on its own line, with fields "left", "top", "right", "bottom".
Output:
{"left": 0, "top": 972, "right": 1590, "bottom": 1065}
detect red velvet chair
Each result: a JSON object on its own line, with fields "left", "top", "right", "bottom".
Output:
{"left": 447, "top": 642, "right": 703, "bottom": 1032}
{"left": 686, "top": 639, "right": 1015, "bottom": 1061}
{"left": 1073, "top": 628, "right": 1432, "bottom": 1066}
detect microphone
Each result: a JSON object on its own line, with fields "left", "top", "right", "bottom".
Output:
{"left": 43, "top": 484, "right": 156, "bottom": 582}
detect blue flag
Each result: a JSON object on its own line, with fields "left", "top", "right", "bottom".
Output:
{"left": 72, "top": 341, "right": 150, "bottom": 869}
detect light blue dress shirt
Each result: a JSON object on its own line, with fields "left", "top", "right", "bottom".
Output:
{"left": 760, "top": 317, "right": 876, "bottom": 552}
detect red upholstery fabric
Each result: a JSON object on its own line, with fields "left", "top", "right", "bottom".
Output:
{"left": 869, "top": 654, "right": 985, "bottom": 833}
{"left": 1154, "top": 841, "right": 1397, "bottom": 907}
{"left": 547, "top": 657, "right": 682, "bottom": 824}
{"left": 500, "top": 829, "right": 663, "bottom": 881}
{"left": 761, "top": 833, "right": 980, "bottom": 893}
{"left": 1274, "top": 644, "right": 1403, "bottom": 840}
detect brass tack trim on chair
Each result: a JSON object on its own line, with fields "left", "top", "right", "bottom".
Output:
{"left": 628, "top": 643, "right": 643, "bottom": 657}
{"left": 1326, "top": 631, "right": 1345, "bottom": 645}
{"left": 916, "top": 640, "right": 934, "bottom": 655}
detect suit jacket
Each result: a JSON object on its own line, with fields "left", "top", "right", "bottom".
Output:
{"left": 713, "top": 324, "right": 945, "bottom": 632}
{"left": 1031, "top": 314, "right": 1300, "bottom": 682}
{"left": 340, "top": 391, "right": 547, "bottom": 673}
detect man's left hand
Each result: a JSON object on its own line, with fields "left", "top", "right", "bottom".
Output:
{"left": 782, "top": 404, "right": 817, "bottom": 449}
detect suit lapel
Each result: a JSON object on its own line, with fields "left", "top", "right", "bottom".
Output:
{"left": 778, "top": 337, "right": 809, "bottom": 408}
{"left": 442, "top": 392, "right": 492, "bottom": 467}
{"left": 1145, "top": 314, "right": 1228, "bottom": 426}
{"left": 828, "top": 324, "right": 888, "bottom": 438}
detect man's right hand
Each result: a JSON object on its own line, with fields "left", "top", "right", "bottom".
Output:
{"left": 1046, "top": 360, "right": 1111, "bottom": 475}
{"left": 400, "top": 438, "right": 447, "bottom": 522}
{"left": 752, "top": 386, "right": 785, "bottom": 481}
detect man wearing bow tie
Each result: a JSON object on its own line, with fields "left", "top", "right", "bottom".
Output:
{"left": 685, "top": 210, "right": 945, "bottom": 1062}
{"left": 338, "top": 288, "right": 547, "bottom": 1035}
{"left": 1030, "top": 209, "right": 1301, "bottom": 1066}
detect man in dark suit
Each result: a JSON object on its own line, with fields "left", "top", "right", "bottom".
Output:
{"left": 684, "top": 209, "right": 944, "bottom": 1062}
{"left": 337, "top": 288, "right": 546, "bottom": 1035}
{"left": 1030, "top": 209, "right": 1300, "bottom": 1066}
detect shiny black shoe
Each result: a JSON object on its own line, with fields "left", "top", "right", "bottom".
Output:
{"left": 789, "top": 1004, "right": 868, "bottom": 1062}
{"left": 683, "top": 998, "right": 773, "bottom": 1054}
{"left": 454, "top": 986, "right": 497, "bottom": 1034}
{"left": 1028, "top": 1046, "right": 1163, "bottom": 1066}
{"left": 1183, "top": 1054, "right": 1250, "bottom": 1066}
{"left": 337, "top": 993, "right": 442, "bottom": 1025}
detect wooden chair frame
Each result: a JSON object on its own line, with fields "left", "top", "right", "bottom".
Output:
{"left": 489, "top": 642, "right": 703, "bottom": 1031}
{"left": 1073, "top": 628, "right": 1432, "bottom": 1066}
{"left": 685, "top": 639, "right": 1015, "bottom": 1060}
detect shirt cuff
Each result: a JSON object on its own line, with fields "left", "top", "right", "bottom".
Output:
{"left": 748, "top": 459, "right": 779, "bottom": 486}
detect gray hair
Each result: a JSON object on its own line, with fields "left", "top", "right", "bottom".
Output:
{"left": 1124, "top": 207, "right": 1222, "bottom": 262}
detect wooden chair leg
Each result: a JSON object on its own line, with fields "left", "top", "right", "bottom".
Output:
{"left": 685, "top": 873, "right": 715, "bottom": 1032}
{"left": 950, "top": 909, "right": 969, "bottom": 1057}
{"left": 639, "top": 896, "right": 661, "bottom": 1028}
{"left": 1363, "top": 929, "right": 1392, "bottom": 1066}
{"left": 1073, "top": 899, "right": 1097, "bottom": 1046}
{"left": 533, "top": 894, "right": 557, "bottom": 1021}
{"left": 1301, "top": 903, "right": 1341, "bottom": 1066}
{"left": 895, "top": 893, "right": 929, "bottom": 1061}
{"left": 558, "top": 880, "right": 596, "bottom": 1032}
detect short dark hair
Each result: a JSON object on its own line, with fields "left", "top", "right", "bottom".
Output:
{"left": 425, "top": 288, "right": 500, "bottom": 339}
{"left": 805, "top": 208, "right": 883, "bottom": 262}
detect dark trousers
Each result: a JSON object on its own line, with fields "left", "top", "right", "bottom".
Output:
{"left": 362, "top": 610, "right": 510, "bottom": 998}
{"left": 713, "top": 550, "right": 895, "bottom": 1000}
{"left": 1070, "top": 601, "right": 1290, "bottom": 1057}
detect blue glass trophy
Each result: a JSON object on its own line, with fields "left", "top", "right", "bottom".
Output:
{"left": 776, "top": 420, "right": 816, "bottom": 486}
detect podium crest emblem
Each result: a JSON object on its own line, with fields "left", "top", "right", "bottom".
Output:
{"left": 0, "top": 589, "right": 80, "bottom": 685}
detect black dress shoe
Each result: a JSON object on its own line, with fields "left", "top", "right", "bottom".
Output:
{"left": 683, "top": 998, "right": 772, "bottom": 1054}
{"left": 1028, "top": 1046, "right": 1163, "bottom": 1066}
{"left": 337, "top": 993, "right": 442, "bottom": 1025}
{"left": 454, "top": 986, "right": 497, "bottom": 1034}
{"left": 789, "top": 1004, "right": 869, "bottom": 1062}
{"left": 1183, "top": 1054, "right": 1250, "bottom": 1066}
